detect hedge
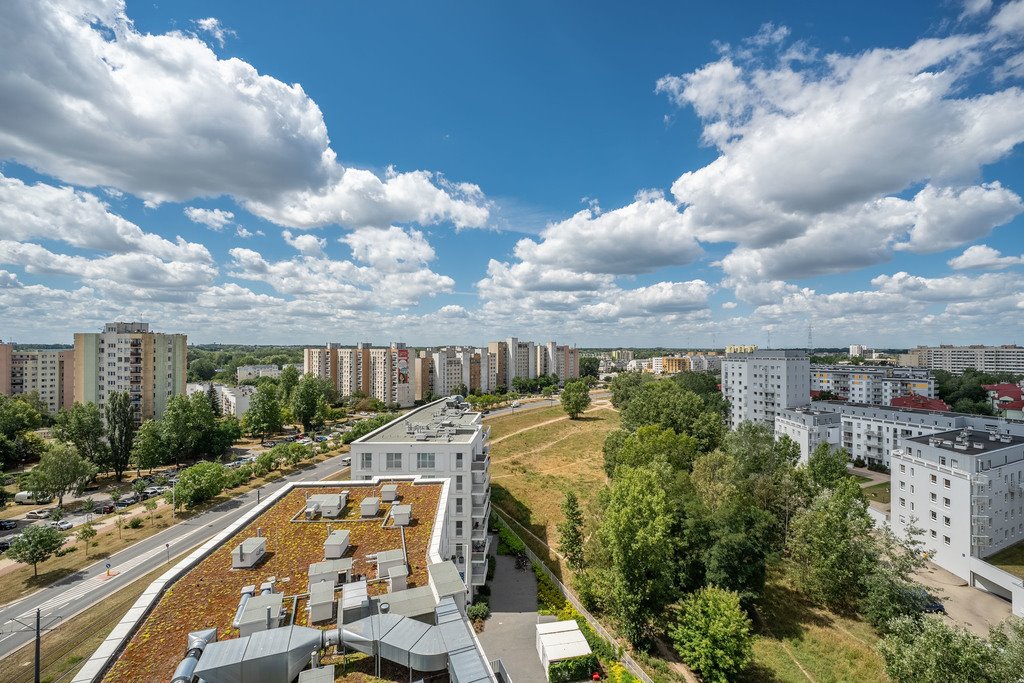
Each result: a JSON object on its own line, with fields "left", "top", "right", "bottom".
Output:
{"left": 549, "top": 653, "right": 600, "bottom": 683}
{"left": 497, "top": 523, "right": 525, "bottom": 555}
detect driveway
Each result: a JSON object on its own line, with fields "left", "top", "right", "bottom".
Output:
{"left": 915, "top": 561, "right": 1011, "bottom": 636}
{"left": 476, "top": 542, "right": 547, "bottom": 683}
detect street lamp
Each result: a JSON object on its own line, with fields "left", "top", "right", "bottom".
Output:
{"left": 2, "top": 608, "right": 63, "bottom": 683}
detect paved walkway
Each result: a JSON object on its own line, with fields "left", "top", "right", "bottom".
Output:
{"left": 476, "top": 542, "right": 547, "bottom": 683}
{"left": 915, "top": 561, "right": 1011, "bottom": 637}
{"left": 850, "top": 466, "right": 890, "bottom": 486}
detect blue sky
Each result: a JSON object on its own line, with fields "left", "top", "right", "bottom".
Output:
{"left": 0, "top": 0, "right": 1022, "bottom": 348}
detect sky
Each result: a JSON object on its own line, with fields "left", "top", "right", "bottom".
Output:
{"left": 0, "top": 0, "right": 1022, "bottom": 349}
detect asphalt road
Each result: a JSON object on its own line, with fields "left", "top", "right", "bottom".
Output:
{"left": 0, "top": 455, "right": 351, "bottom": 660}
{"left": 483, "top": 389, "right": 610, "bottom": 419}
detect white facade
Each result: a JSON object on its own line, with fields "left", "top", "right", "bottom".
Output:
{"left": 187, "top": 383, "right": 253, "bottom": 418}
{"left": 811, "top": 365, "right": 935, "bottom": 405}
{"left": 506, "top": 337, "right": 536, "bottom": 385}
{"left": 351, "top": 397, "right": 491, "bottom": 591}
{"left": 849, "top": 344, "right": 868, "bottom": 357}
{"left": 721, "top": 350, "right": 810, "bottom": 430}
{"left": 891, "top": 428, "right": 1024, "bottom": 582}
{"left": 901, "top": 345, "right": 1024, "bottom": 374}
{"left": 236, "top": 364, "right": 281, "bottom": 381}
{"left": 774, "top": 408, "right": 842, "bottom": 464}
{"left": 303, "top": 342, "right": 415, "bottom": 407}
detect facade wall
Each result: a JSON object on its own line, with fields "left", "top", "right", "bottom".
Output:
{"left": 0, "top": 343, "right": 10, "bottom": 396}
{"left": 6, "top": 349, "right": 74, "bottom": 414}
{"left": 774, "top": 408, "right": 842, "bottom": 464}
{"left": 721, "top": 350, "right": 810, "bottom": 430}
{"left": 902, "top": 346, "right": 1024, "bottom": 374}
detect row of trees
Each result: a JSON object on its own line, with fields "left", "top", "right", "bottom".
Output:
{"left": 0, "top": 393, "right": 45, "bottom": 470}
{"left": 240, "top": 374, "right": 339, "bottom": 437}
{"left": 935, "top": 368, "right": 1023, "bottom": 416}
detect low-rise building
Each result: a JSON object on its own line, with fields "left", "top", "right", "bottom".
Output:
{"left": 774, "top": 407, "right": 842, "bottom": 464}
{"left": 186, "top": 383, "right": 253, "bottom": 418}
{"left": 235, "top": 364, "right": 281, "bottom": 381}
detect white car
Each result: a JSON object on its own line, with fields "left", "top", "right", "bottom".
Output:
{"left": 49, "top": 520, "right": 73, "bottom": 531}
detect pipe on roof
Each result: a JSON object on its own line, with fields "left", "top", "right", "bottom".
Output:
{"left": 169, "top": 628, "right": 217, "bottom": 683}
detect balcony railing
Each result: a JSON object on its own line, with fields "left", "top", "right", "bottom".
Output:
{"left": 470, "top": 558, "right": 488, "bottom": 585}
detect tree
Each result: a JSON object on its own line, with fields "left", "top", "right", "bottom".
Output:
{"left": 560, "top": 381, "right": 591, "bottom": 419}
{"left": 132, "top": 419, "right": 165, "bottom": 473}
{"left": 879, "top": 616, "right": 995, "bottom": 683}
{"left": 612, "top": 425, "right": 699, "bottom": 475}
{"left": 579, "top": 356, "right": 599, "bottom": 379}
{"left": 7, "top": 524, "right": 65, "bottom": 576}
{"left": 0, "top": 394, "right": 42, "bottom": 440}
{"left": 557, "top": 491, "right": 585, "bottom": 572}
{"left": 187, "top": 357, "right": 217, "bottom": 382}
{"left": 77, "top": 522, "right": 97, "bottom": 557}
{"left": 787, "top": 478, "right": 875, "bottom": 610}
{"left": 162, "top": 395, "right": 196, "bottom": 465}
{"left": 541, "top": 386, "right": 555, "bottom": 399}
{"left": 278, "top": 364, "right": 300, "bottom": 403}
{"left": 807, "top": 442, "right": 849, "bottom": 490}
{"left": 173, "top": 461, "right": 228, "bottom": 509}
{"left": 609, "top": 372, "right": 654, "bottom": 408}
{"left": 206, "top": 383, "right": 221, "bottom": 416}
{"left": 671, "top": 587, "right": 752, "bottom": 683}
{"left": 104, "top": 391, "right": 137, "bottom": 482}
{"left": 620, "top": 380, "right": 704, "bottom": 434}
{"left": 53, "top": 402, "right": 107, "bottom": 466}
{"left": 690, "top": 451, "right": 740, "bottom": 513}
{"left": 243, "top": 383, "right": 283, "bottom": 439}
{"left": 23, "top": 442, "right": 98, "bottom": 507}
{"left": 143, "top": 498, "right": 158, "bottom": 525}
{"left": 292, "top": 375, "right": 330, "bottom": 432}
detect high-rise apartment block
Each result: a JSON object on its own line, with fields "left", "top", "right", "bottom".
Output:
{"left": 73, "top": 322, "right": 187, "bottom": 420}
{"left": 303, "top": 342, "right": 415, "bottom": 407}
{"left": 536, "top": 342, "right": 580, "bottom": 383}
{"left": 811, "top": 364, "right": 935, "bottom": 404}
{"left": 0, "top": 343, "right": 74, "bottom": 414}
{"left": 849, "top": 344, "right": 868, "bottom": 357}
{"left": 900, "top": 345, "right": 1024, "bottom": 374}
{"left": 721, "top": 349, "right": 810, "bottom": 430}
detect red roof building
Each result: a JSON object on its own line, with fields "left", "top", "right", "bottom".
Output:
{"left": 889, "top": 394, "right": 950, "bottom": 412}
{"left": 983, "top": 383, "right": 1024, "bottom": 402}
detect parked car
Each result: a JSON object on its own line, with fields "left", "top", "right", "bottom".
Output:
{"left": 26, "top": 508, "right": 53, "bottom": 519}
{"left": 0, "top": 538, "right": 12, "bottom": 552}
{"left": 49, "top": 520, "right": 73, "bottom": 531}
{"left": 261, "top": 440, "right": 277, "bottom": 447}
{"left": 95, "top": 502, "right": 116, "bottom": 514}
{"left": 315, "top": 436, "right": 328, "bottom": 442}
{"left": 115, "top": 495, "right": 138, "bottom": 507}
{"left": 14, "top": 491, "right": 53, "bottom": 505}
{"left": 143, "top": 486, "right": 162, "bottom": 497}
{"left": 341, "top": 456, "right": 351, "bottom": 466}
{"left": 0, "top": 520, "right": 17, "bottom": 530}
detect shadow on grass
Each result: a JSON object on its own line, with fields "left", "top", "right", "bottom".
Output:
{"left": 753, "top": 575, "right": 835, "bottom": 642}
{"left": 736, "top": 660, "right": 786, "bottom": 683}
{"left": 26, "top": 566, "right": 81, "bottom": 589}
{"left": 491, "top": 483, "right": 565, "bottom": 583}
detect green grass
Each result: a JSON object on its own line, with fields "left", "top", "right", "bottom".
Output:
{"left": 848, "top": 473, "right": 872, "bottom": 483}
{"left": 862, "top": 481, "right": 890, "bottom": 504}
{"left": 986, "top": 541, "right": 1024, "bottom": 579}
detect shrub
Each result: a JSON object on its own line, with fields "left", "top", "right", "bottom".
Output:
{"left": 853, "top": 457, "right": 866, "bottom": 468}
{"left": 671, "top": 587, "right": 752, "bottom": 683}
{"left": 486, "top": 560, "right": 495, "bottom": 581}
{"left": 534, "top": 563, "right": 564, "bottom": 614}
{"left": 174, "top": 461, "right": 228, "bottom": 509}
{"left": 127, "top": 517, "right": 143, "bottom": 529}
{"left": 548, "top": 653, "right": 600, "bottom": 683}
{"left": 555, "top": 602, "right": 619, "bottom": 663}
{"left": 496, "top": 523, "right": 525, "bottom": 555}
{"left": 467, "top": 602, "right": 491, "bottom": 621}
{"left": 475, "top": 584, "right": 491, "bottom": 597}
{"left": 265, "top": 472, "right": 282, "bottom": 482}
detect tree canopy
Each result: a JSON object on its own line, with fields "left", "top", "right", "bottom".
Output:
{"left": 560, "top": 381, "right": 591, "bottom": 419}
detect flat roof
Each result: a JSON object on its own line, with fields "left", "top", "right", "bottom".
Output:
{"left": 355, "top": 397, "right": 482, "bottom": 445}
{"left": 908, "top": 428, "right": 1024, "bottom": 454}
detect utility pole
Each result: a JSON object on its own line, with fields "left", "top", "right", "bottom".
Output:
{"left": 2, "top": 607, "right": 62, "bottom": 683}
{"left": 35, "top": 609, "right": 40, "bottom": 683}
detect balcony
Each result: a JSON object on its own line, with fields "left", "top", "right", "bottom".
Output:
{"left": 472, "top": 535, "right": 491, "bottom": 557}
{"left": 472, "top": 488, "right": 490, "bottom": 508}
{"left": 471, "top": 522, "right": 488, "bottom": 542}
{"left": 470, "top": 557, "right": 489, "bottom": 585}
{"left": 472, "top": 471, "right": 490, "bottom": 491}
{"left": 472, "top": 454, "right": 490, "bottom": 472}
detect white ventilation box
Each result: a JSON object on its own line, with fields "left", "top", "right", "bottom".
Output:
{"left": 231, "top": 537, "right": 267, "bottom": 569}
{"left": 360, "top": 497, "right": 380, "bottom": 517}
{"left": 381, "top": 484, "right": 399, "bottom": 502}
{"left": 237, "top": 592, "right": 284, "bottom": 637}
{"left": 308, "top": 558, "right": 354, "bottom": 586}
{"left": 308, "top": 493, "right": 345, "bottom": 518}
{"left": 324, "top": 529, "right": 350, "bottom": 559}
{"left": 387, "top": 565, "right": 408, "bottom": 592}
{"left": 391, "top": 504, "right": 412, "bottom": 526}
{"left": 308, "top": 581, "right": 335, "bottom": 623}
{"left": 376, "top": 548, "right": 405, "bottom": 579}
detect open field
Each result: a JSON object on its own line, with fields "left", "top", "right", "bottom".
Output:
{"left": 487, "top": 405, "right": 566, "bottom": 440}
{"left": 862, "top": 481, "right": 891, "bottom": 505}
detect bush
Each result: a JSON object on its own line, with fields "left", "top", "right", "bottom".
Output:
{"left": 671, "top": 587, "right": 753, "bottom": 683}
{"left": 475, "top": 584, "right": 491, "bottom": 597}
{"left": 127, "top": 517, "right": 143, "bottom": 529}
{"left": 467, "top": 602, "right": 490, "bottom": 621}
{"left": 555, "top": 602, "right": 619, "bottom": 663}
{"left": 548, "top": 653, "right": 600, "bottom": 683}
{"left": 497, "top": 524, "right": 525, "bottom": 555}
{"left": 534, "top": 563, "right": 564, "bottom": 614}
{"left": 853, "top": 457, "right": 866, "bottom": 468}
{"left": 174, "top": 461, "right": 228, "bottom": 509}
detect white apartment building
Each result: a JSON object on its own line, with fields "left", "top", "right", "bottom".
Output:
{"left": 811, "top": 365, "right": 935, "bottom": 405}
{"left": 721, "top": 349, "right": 810, "bottom": 430}
{"left": 536, "top": 342, "right": 580, "bottom": 383}
{"left": 0, "top": 344, "right": 74, "bottom": 414}
{"left": 774, "top": 407, "right": 842, "bottom": 464}
{"left": 186, "top": 383, "right": 253, "bottom": 418}
{"left": 891, "top": 427, "right": 1024, "bottom": 585}
{"left": 687, "top": 353, "right": 722, "bottom": 373}
{"left": 303, "top": 342, "right": 416, "bottom": 407}
{"left": 506, "top": 337, "right": 536, "bottom": 386}
{"left": 901, "top": 345, "right": 1024, "bottom": 374}
{"left": 849, "top": 344, "right": 868, "bottom": 357}
{"left": 351, "top": 397, "right": 491, "bottom": 592}
{"left": 235, "top": 364, "right": 281, "bottom": 381}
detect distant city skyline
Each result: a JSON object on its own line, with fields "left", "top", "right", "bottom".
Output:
{"left": 0, "top": 1, "right": 1022, "bottom": 347}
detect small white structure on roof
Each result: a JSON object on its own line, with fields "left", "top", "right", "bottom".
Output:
{"left": 381, "top": 484, "right": 399, "bottom": 502}
{"left": 304, "top": 500, "right": 321, "bottom": 519}
{"left": 237, "top": 592, "right": 284, "bottom": 637}
{"left": 360, "top": 496, "right": 380, "bottom": 517}
{"left": 231, "top": 537, "right": 266, "bottom": 569}
{"left": 340, "top": 580, "right": 369, "bottom": 623}
{"left": 387, "top": 565, "right": 408, "bottom": 592}
{"left": 308, "top": 493, "right": 346, "bottom": 518}
{"left": 536, "top": 620, "right": 592, "bottom": 677}
{"left": 324, "top": 529, "right": 350, "bottom": 559}
{"left": 298, "top": 666, "right": 335, "bottom": 683}
{"left": 391, "top": 503, "right": 412, "bottom": 526}
{"left": 308, "top": 557, "right": 354, "bottom": 586}
{"left": 308, "top": 581, "right": 335, "bottom": 623}
{"left": 376, "top": 548, "right": 405, "bottom": 579}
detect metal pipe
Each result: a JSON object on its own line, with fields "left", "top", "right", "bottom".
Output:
{"left": 169, "top": 629, "right": 217, "bottom": 683}
{"left": 231, "top": 587, "right": 256, "bottom": 628}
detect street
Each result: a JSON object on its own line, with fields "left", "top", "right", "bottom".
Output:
{"left": 0, "top": 454, "right": 351, "bottom": 661}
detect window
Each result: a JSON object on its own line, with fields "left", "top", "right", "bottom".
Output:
{"left": 455, "top": 520, "right": 464, "bottom": 537}
{"left": 899, "top": 497, "right": 906, "bottom": 508}
{"left": 386, "top": 453, "right": 402, "bottom": 470}
{"left": 931, "top": 511, "right": 937, "bottom": 521}
{"left": 900, "top": 464, "right": 906, "bottom": 473}
{"left": 943, "top": 478, "right": 951, "bottom": 489}
{"left": 416, "top": 452, "right": 435, "bottom": 470}
{"left": 900, "top": 481, "right": 906, "bottom": 490}
{"left": 944, "top": 497, "right": 950, "bottom": 508}
{"left": 455, "top": 543, "right": 464, "bottom": 562}
{"left": 943, "top": 535, "right": 951, "bottom": 546}
{"left": 361, "top": 453, "right": 372, "bottom": 469}
{"left": 456, "top": 497, "right": 464, "bottom": 514}
{"left": 455, "top": 452, "right": 464, "bottom": 469}
{"left": 930, "top": 474, "right": 937, "bottom": 484}
{"left": 931, "top": 530, "right": 937, "bottom": 538}
{"left": 944, "top": 516, "right": 951, "bottom": 527}
{"left": 456, "top": 475, "right": 463, "bottom": 492}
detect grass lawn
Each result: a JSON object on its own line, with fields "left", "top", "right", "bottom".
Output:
{"left": 986, "top": 541, "right": 1024, "bottom": 579}
{"left": 848, "top": 472, "right": 872, "bottom": 483}
{"left": 486, "top": 405, "right": 567, "bottom": 440}
{"left": 862, "top": 482, "right": 891, "bottom": 505}
{"left": 744, "top": 568, "right": 889, "bottom": 683}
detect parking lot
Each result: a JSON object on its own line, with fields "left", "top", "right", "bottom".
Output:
{"left": 915, "top": 561, "right": 1012, "bottom": 636}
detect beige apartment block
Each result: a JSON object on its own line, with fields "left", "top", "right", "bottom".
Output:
{"left": 0, "top": 343, "right": 74, "bottom": 414}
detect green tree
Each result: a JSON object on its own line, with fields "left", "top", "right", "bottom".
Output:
{"left": 541, "top": 385, "right": 555, "bottom": 399}
{"left": 7, "top": 524, "right": 65, "bottom": 576}
{"left": 0, "top": 394, "right": 42, "bottom": 439}
{"left": 162, "top": 395, "right": 196, "bottom": 465}
{"left": 608, "top": 372, "right": 653, "bottom": 408}
{"left": 671, "top": 586, "right": 752, "bottom": 683}
{"left": 560, "top": 381, "right": 591, "bottom": 419}
{"left": 807, "top": 442, "right": 850, "bottom": 490}
{"left": 579, "top": 356, "right": 600, "bottom": 378}
{"left": 690, "top": 451, "right": 740, "bottom": 513}
{"left": 242, "top": 383, "right": 283, "bottom": 439}
{"left": 787, "top": 478, "right": 874, "bottom": 610}
{"left": 879, "top": 616, "right": 995, "bottom": 683}
{"left": 143, "top": 498, "right": 158, "bottom": 525}
{"left": 613, "top": 425, "right": 699, "bottom": 475}
{"left": 620, "top": 380, "right": 704, "bottom": 434}
{"left": 132, "top": 419, "right": 165, "bottom": 473}
{"left": 206, "top": 383, "right": 221, "bottom": 416}
{"left": 278, "top": 364, "right": 300, "bottom": 403}
{"left": 104, "top": 391, "right": 137, "bottom": 482}
{"left": 76, "top": 521, "right": 97, "bottom": 557}
{"left": 173, "top": 461, "right": 228, "bottom": 509}
{"left": 587, "top": 461, "right": 677, "bottom": 646}
{"left": 292, "top": 375, "right": 330, "bottom": 432}
{"left": 23, "top": 442, "right": 98, "bottom": 507}
{"left": 53, "top": 402, "right": 107, "bottom": 466}
{"left": 557, "top": 491, "right": 585, "bottom": 572}
{"left": 186, "top": 357, "right": 217, "bottom": 382}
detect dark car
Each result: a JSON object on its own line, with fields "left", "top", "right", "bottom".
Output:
{"left": 96, "top": 502, "right": 116, "bottom": 514}
{"left": 0, "top": 539, "right": 10, "bottom": 552}
{"left": 0, "top": 520, "right": 17, "bottom": 530}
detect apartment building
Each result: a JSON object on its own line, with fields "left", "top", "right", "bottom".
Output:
{"left": 486, "top": 340, "right": 507, "bottom": 391}
{"left": 235, "top": 364, "right": 281, "bottom": 381}
{"left": 891, "top": 427, "right": 1024, "bottom": 583}
{"left": 810, "top": 364, "right": 935, "bottom": 405}
{"left": 849, "top": 344, "right": 868, "bottom": 357}
{"left": 900, "top": 345, "right": 1024, "bottom": 374}
{"left": 351, "top": 397, "right": 491, "bottom": 592}
{"left": 74, "top": 322, "right": 187, "bottom": 420}
{"left": 721, "top": 349, "right": 810, "bottom": 430}
{"left": 303, "top": 342, "right": 415, "bottom": 407}
{"left": 186, "top": 383, "right": 253, "bottom": 418}
{"left": 774, "top": 407, "right": 842, "bottom": 464}
{"left": 612, "top": 349, "right": 634, "bottom": 363}
{"left": 687, "top": 353, "right": 722, "bottom": 373}
{"left": 0, "top": 343, "right": 74, "bottom": 414}
{"left": 536, "top": 342, "right": 580, "bottom": 383}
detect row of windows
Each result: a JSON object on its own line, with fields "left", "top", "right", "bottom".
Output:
{"left": 362, "top": 451, "right": 466, "bottom": 471}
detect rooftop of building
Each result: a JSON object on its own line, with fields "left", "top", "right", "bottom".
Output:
{"left": 985, "top": 383, "right": 1024, "bottom": 400}
{"left": 724, "top": 349, "right": 809, "bottom": 359}
{"left": 889, "top": 394, "right": 951, "bottom": 412}
{"left": 907, "top": 428, "right": 1024, "bottom": 454}
{"left": 355, "top": 396, "right": 483, "bottom": 445}
{"left": 101, "top": 480, "right": 444, "bottom": 683}
{"left": 811, "top": 399, "right": 965, "bottom": 419}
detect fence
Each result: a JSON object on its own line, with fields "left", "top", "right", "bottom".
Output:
{"left": 492, "top": 508, "right": 655, "bottom": 683}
